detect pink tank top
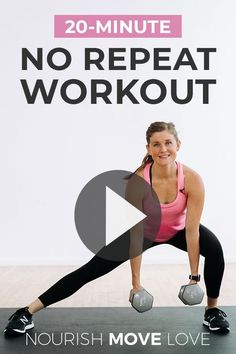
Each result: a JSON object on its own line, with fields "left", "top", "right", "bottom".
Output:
{"left": 143, "top": 162, "right": 187, "bottom": 242}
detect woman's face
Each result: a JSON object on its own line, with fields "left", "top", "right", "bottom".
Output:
{"left": 147, "top": 130, "right": 180, "bottom": 166}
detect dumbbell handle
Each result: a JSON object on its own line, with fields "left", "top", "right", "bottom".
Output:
{"left": 178, "top": 283, "right": 204, "bottom": 306}
{"left": 129, "top": 287, "right": 154, "bottom": 313}
{"left": 129, "top": 287, "right": 144, "bottom": 302}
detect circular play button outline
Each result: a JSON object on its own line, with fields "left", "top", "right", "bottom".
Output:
{"left": 74, "top": 169, "right": 161, "bottom": 262}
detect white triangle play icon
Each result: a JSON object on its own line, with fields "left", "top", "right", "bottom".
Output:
{"left": 105, "top": 186, "right": 147, "bottom": 246}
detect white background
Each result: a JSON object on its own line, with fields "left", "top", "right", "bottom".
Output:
{"left": 1, "top": 0, "right": 235, "bottom": 265}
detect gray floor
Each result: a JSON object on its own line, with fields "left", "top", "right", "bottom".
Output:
{"left": 1, "top": 307, "right": 235, "bottom": 354}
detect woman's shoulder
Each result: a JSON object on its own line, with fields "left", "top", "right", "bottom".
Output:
{"left": 135, "top": 167, "right": 144, "bottom": 178}
{"left": 182, "top": 163, "right": 202, "bottom": 178}
{"left": 134, "top": 161, "right": 152, "bottom": 179}
{"left": 181, "top": 163, "right": 204, "bottom": 193}
{"left": 134, "top": 161, "right": 152, "bottom": 178}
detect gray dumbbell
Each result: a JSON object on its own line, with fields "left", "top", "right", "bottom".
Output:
{"left": 178, "top": 283, "right": 204, "bottom": 305}
{"left": 129, "top": 287, "right": 154, "bottom": 313}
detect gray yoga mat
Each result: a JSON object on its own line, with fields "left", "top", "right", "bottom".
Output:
{"left": 1, "top": 306, "right": 235, "bottom": 354}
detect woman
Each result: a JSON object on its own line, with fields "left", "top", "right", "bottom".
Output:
{"left": 4, "top": 122, "right": 230, "bottom": 335}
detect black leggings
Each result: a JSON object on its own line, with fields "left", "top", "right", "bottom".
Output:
{"left": 39, "top": 224, "right": 225, "bottom": 307}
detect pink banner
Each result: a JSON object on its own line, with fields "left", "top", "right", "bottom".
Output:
{"left": 54, "top": 15, "right": 182, "bottom": 38}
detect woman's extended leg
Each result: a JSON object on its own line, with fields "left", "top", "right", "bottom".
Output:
{"left": 38, "top": 254, "right": 125, "bottom": 308}
{"left": 4, "top": 232, "right": 156, "bottom": 335}
{"left": 26, "top": 255, "right": 125, "bottom": 314}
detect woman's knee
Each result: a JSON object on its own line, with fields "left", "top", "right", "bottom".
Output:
{"left": 199, "top": 225, "right": 225, "bottom": 262}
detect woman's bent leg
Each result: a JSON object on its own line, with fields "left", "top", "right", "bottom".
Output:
{"left": 167, "top": 224, "right": 225, "bottom": 299}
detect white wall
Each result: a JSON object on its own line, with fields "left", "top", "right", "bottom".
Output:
{"left": 1, "top": 0, "right": 236, "bottom": 265}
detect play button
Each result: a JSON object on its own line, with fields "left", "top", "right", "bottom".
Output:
{"left": 106, "top": 186, "right": 147, "bottom": 246}
{"left": 74, "top": 169, "right": 161, "bottom": 262}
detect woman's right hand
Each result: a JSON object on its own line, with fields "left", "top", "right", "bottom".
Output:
{"left": 132, "top": 285, "right": 143, "bottom": 293}
{"left": 129, "top": 285, "right": 143, "bottom": 303}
